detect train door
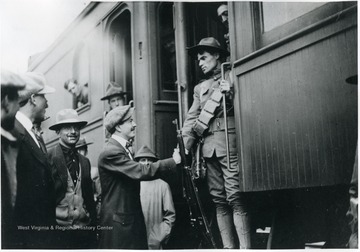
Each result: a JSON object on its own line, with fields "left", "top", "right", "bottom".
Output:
{"left": 167, "top": 2, "right": 231, "bottom": 249}
{"left": 108, "top": 8, "right": 133, "bottom": 105}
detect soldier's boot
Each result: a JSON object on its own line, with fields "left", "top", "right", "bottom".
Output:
{"left": 217, "top": 212, "right": 236, "bottom": 249}
{"left": 233, "top": 211, "right": 251, "bottom": 249}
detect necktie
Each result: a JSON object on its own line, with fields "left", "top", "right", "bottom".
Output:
{"left": 31, "top": 127, "right": 47, "bottom": 153}
{"left": 126, "top": 141, "right": 134, "bottom": 156}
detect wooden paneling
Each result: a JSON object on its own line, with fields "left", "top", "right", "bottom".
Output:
{"left": 235, "top": 28, "right": 357, "bottom": 192}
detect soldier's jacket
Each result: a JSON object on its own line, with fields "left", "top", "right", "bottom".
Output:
{"left": 182, "top": 69, "right": 236, "bottom": 158}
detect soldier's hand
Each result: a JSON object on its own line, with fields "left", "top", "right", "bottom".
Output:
{"left": 219, "top": 80, "right": 230, "bottom": 93}
{"left": 173, "top": 148, "right": 181, "bottom": 164}
{"left": 185, "top": 148, "right": 189, "bottom": 155}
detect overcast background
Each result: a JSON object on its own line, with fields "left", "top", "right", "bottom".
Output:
{"left": 0, "top": 0, "right": 90, "bottom": 73}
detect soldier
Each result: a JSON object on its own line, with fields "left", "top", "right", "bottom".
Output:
{"left": 100, "top": 82, "right": 127, "bottom": 110}
{"left": 100, "top": 82, "right": 127, "bottom": 140}
{"left": 217, "top": 4, "right": 230, "bottom": 53}
{"left": 182, "top": 37, "right": 251, "bottom": 249}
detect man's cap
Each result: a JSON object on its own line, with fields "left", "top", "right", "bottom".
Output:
{"left": 100, "top": 82, "right": 128, "bottom": 101}
{"left": 75, "top": 137, "right": 93, "bottom": 149}
{"left": 49, "top": 108, "right": 87, "bottom": 131}
{"left": 187, "top": 37, "right": 229, "bottom": 57}
{"left": 1, "top": 70, "right": 26, "bottom": 90}
{"left": 18, "top": 72, "right": 56, "bottom": 102}
{"left": 134, "top": 145, "right": 159, "bottom": 161}
{"left": 217, "top": 4, "right": 228, "bottom": 16}
{"left": 104, "top": 105, "right": 135, "bottom": 133}
{"left": 346, "top": 75, "right": 358, "bottom": 85}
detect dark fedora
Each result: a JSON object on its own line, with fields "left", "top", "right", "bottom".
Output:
{"left": 75, "top": 137, "right": 93, "bottom": 149}
{"left": 100, "top": 82, "right": 128, "bottom": 101}
{"left": 187, "top": 37, "right": 229, "bottom": 57}
{"left": 134, "top": 145, "right": 159, "bottom": 161}
{"left": 49, "top": 109, "right": 87, "bottom": 131}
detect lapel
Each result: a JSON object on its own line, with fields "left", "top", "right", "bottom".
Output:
{"left": 13, "top": 119, "right": 48, "bottom": 166}
{"left": 108, "top": 137, "right": 130, "bottom": 159}
{"left": 52, "top": 144, "right": 69, "bottom": 188}
{"left": 78, "top": 153, "right": 88, "bottom": 181}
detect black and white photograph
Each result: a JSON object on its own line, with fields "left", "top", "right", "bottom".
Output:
{"left": 0, "top": 0, "right": 358, "bottom": 250}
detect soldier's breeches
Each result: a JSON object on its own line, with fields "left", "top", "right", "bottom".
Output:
{"left": 206, "top": 154, "right": 242, "bottom": 205}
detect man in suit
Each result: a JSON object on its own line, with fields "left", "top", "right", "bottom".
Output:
{"left": 182, "top": 37, "right": 251, "bottom": 248}
{"left": 48, "top": 109, "right": 97, "bottom": 248}
{"left": 97, "top": 105, "right": 181, "bottom": 249}
{"left": 1, "top": 70, "right": 26, "bottom": 248}
{"left": 10, "top": 72, "right": 56, "bottom": 248}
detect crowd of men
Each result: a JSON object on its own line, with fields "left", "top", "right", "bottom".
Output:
{"left": 1, "top": 3, "right": 357, "bottom": 250}
{"left": 1, "top": 69, "right": 181, "bottom": 249}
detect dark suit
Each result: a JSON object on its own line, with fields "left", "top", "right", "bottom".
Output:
{"left": 10, "top": 119, "right": 56, "bottom": 249}
{"left": 48, "top": 143, "right": 97, "bottom": 248}
{"left": 1, "top": 133, "right": 19, "bottom": 248}
{"left": 98, "top": 138, "right": 176, "bottom": 249}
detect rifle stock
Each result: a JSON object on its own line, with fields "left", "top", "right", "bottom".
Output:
{"left": 173, "top": 119, "right": 217, "bottom": 249}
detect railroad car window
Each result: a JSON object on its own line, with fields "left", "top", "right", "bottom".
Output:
{"left": 159, "top": 3, "right": 176, "bottom": 92}
{"left": 255, "top": 2, "right": 356, "bottom": 48}
{"left": 72, "top": 42, "right": 90, "bottom": 111}
{"left": 261, "top": 2, "right": 325, "bottom": 32}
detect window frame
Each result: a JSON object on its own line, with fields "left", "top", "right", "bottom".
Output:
{"left": 253, "top": 1, "right": 357, "bottom": 49}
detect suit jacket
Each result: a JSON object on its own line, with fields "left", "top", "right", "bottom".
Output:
{"left": 9, "top": 119, "right": 56, "bottom": 249}
{"left": 48, "top": 143, "right": 96, "bottom": 226}
{"left": 97, "top": 138, "right": 176, "bottom": 249}
{"left": 182, "top": 70, "right": 236, "bottom": 158}
{"left": 1, "top": 133, "right": 19, "bottom": 248}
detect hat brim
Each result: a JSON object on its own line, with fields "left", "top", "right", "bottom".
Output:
{"left": 187, "top": 45, "right": 230, "bottom": 58}
{"left": 49, "top": 120, "right": 87, "bottom": 131}
{"left": 100, "top": 92, "right": 128, "bottom": 101}
{"left": 134, "top": 153, "right": 159, "bottom": 161}
{"left": 37, "top": 84, "right": 56, "bottom": 94}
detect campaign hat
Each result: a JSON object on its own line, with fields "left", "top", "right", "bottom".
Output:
{"left": 49, "top": 108, "right": 87, "bottom": 131}
{"left": 100, "top": 82, "right": 128, "bottom": 101}
{"left": 187, "top": 37, "right": 229, "bottom": 57}
{"left": 134, "top": 145, "right": 159, "bottom": 161}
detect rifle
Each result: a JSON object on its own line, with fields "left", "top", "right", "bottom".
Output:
{"left": 173, "top": 119, "right": 217, "bottom": 249}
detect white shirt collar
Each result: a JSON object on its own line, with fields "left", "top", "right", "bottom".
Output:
{"left": 0, "top": 127, "right": 17, "bottom": 142}
{"left": 16, "top": 111, "right": 33, "bottom": 132}
{"left": 111, "top": 134, "right": 128, "bottom": 149}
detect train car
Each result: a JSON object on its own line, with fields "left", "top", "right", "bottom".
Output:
{"left": 29, "top": 1, "right": 357, "bottom": 249}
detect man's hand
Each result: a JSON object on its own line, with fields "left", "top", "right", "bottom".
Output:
{"left": 219, "top": 79, "right": 230, "bottom": 93}
{"left": 172, "top": 148, "right": 181, "bottom": 164}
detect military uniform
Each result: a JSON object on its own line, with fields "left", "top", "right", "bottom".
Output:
{"left": 182, "top": 68, "right": 251, "bottom": 249}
